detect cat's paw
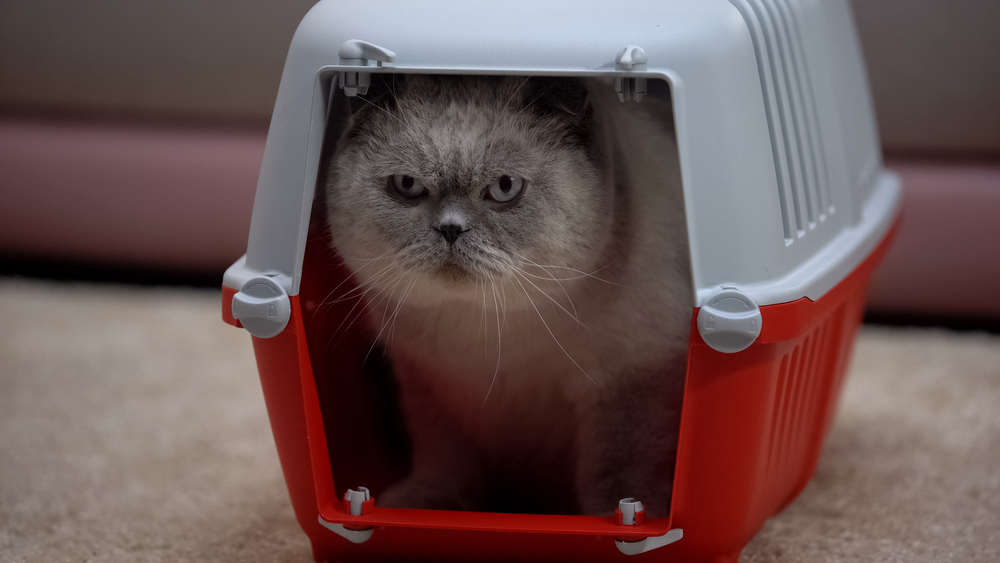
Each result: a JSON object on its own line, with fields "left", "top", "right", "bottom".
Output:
{"left": 378, "top": 476, "right": 476, "bottom": 511}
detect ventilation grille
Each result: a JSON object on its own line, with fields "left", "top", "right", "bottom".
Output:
{"left": 762, "top": 315, "right": 834, "bottom": 506}
{"left": 729, "top": 0, "right": 833, "bottom": 244}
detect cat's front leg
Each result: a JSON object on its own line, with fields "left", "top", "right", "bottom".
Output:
{"left": 379, "top": 357, "right": 487, "bottom": 511}
{"left": 573, "top": 362, "right": 685, "bottom": 517}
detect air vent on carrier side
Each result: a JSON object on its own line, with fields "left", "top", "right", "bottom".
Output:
{"left": 728, "top": 0, "right": 834, "bottom": 245}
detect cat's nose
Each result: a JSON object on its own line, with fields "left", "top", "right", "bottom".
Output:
{"left": 436, "top": 223, "right": 466, "bottom": 244}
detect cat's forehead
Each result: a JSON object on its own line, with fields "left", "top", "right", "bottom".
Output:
{"left": 400, "top": 126, "right": 527, "bottom": 184}
{"left": 401, "top": 82, "right": 529, "bottom": 131}
{"left": 377, "top": 80, "right": 541, "bottom": 173}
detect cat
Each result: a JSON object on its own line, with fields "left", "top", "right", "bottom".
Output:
{"left": 324, "top": 74, "right": 691, "bottom": 516}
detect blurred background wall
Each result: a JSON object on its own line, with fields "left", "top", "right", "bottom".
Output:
{"left": 1, "top": 0, "right": 998, "bottom": 322}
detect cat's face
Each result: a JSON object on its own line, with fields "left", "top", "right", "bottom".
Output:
{"left": 326, "top": 75, "right": 614, "bottom": 306}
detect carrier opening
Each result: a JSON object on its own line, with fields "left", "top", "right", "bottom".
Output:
{"left": 296, "top": 72, "right": 692, "bottom": 519}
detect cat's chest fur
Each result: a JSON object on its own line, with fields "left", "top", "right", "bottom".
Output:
{"left": 384, "top": 301, "right": 586, "bottom": 486}
{"left": 382, "top": 272, "right": 674, "bottom": 399}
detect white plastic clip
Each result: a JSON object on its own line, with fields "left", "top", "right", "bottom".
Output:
{"left": 338, "top": 39, "right": 396, "bottom": 97}
{"left": 614, "top": 498, "right": 683, "bottom": 555}
{"left": 318, "top": 516, "right": 374, "bottom": 544}
{"left": 616, "top": 529, "right": 684, "bottom": 556}
{"left": 345, "top": 487, "right": 371, "bottom": 516}
{"left": 318, "top": 487, "right": 375, "bottom": 545}
{"left": 618, "top": 498, "right": 645, "bottom": 525}
{"left": 615, "top": 45, "right": 648, "bottom": 102}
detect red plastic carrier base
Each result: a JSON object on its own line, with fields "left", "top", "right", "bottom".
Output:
{"left": 222, "top": 222, "right": 897, "bottom": 563}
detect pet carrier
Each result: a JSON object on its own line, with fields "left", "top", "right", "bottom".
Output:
{"left": 222, "top": 0, "right": 900, "bottom": 561}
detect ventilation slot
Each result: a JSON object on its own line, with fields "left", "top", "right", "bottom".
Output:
{"left": 763, "top": 318, "right": 831, "bottom": 508}
{"left": 728, "top": 0, "right": 832, "bottom": 244}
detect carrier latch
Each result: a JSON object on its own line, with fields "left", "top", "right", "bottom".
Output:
{"left": 697, "top": 288, "right": 763, "bottom": 353}
{"left": 338, "top": 39, "right": 396, "bottom": 97}
{"left": 615, "top": 45, "right": 648, "bottom": 102}
{"left": 231, "top": 276, "right": 291, "bottom": 339}
{"left": 614, "top": 498, "right": 684, "bottom": 555}
{"left": 318, "top": 487, "right": 375, "bottom": 544}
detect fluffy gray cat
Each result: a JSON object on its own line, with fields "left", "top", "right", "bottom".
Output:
{"left": 325, "top": 74, "right": 691, "bottom": 516}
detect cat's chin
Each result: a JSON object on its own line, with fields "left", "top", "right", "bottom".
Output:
{"left": 434, "top": 261, "right": 475, "bottom": 285}
{"left": 397, "top": 268, "right": 505, "bottom": 309}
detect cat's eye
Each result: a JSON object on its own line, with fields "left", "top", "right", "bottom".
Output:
{"left": 391, "top": 174, "right": 426, "bottom": 198}
{"left": 486, "top": 175, "right": 524, "bottom": 203}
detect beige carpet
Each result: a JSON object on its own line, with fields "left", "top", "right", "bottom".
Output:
{"left": 1, "top": 278, "right": 998, "bottom": 562}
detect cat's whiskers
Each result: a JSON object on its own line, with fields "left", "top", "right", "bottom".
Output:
{"left": 315, "top": 251, "right": 394, "bottom": 310}
{"left": 356, "top": 93, "right": 406, "bottom": 127}
{"left": 337, "top": 249, "right": 395, "bottom": 262}
{"left": 489, "top": 273, "right": 504, "bottom": 359}
{"left": 378, "top": 266, "right": 412, "bottom": 330}
{"left": 477, "top": 274, "right": 488, "bottom": 361}
{"left": 365, "top": 267, "right": 418, "bottom": 362}
{"left": 499, "top": 274, "right": 509, "bottom": 333}
{"left": 338, "top": 259, "right": 412, "bottom": 336}
{"left": 343, "top": 266, "right": 405, "bottom": 317}
{"left": 480, "top": 270, "right": 504, "bottom": 411}
{"left": 471, "top": 247, "right": 587, "bottom": 328}
{"left": 325, "top": 264, "right": 406, "bottom": 348}
{"left": 515, "top": 260, "right": 580, "bottom": 327}
{"left": 349, "top": 274, "right": 404, "bottom": 344}
{"left": 386, "top": 273, "right": 421, "bottom": 351}
{"left": 325, "top": 260, "right": 399, "bottom": 305}
{"left": 502, "top": 260, "right": 588, "bottom": 329}
{"left": 389, "top": 74, "right": 409, "bottom": 123}
{"left": 325, "top": 266, "right": 403, "bottom": 339}
{"left": 503, "top": 76, "right": 532, "bottom": 110}
{"left": 510, "top": 271, "right": 597, "bottom": 387}
{"left": 322, "top": 262, "right": 397, "bottom": 327}
{"left": 508, "top": 250, "right": 624, "bottom": 286}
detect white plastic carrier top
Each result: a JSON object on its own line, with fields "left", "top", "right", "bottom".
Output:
{"left": 225, "top": 0, "right": 900, "bottom": 313}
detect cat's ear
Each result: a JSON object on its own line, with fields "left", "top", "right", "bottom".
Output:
{"left": 525, "top": 77, "right": 592, "bottom": 123}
